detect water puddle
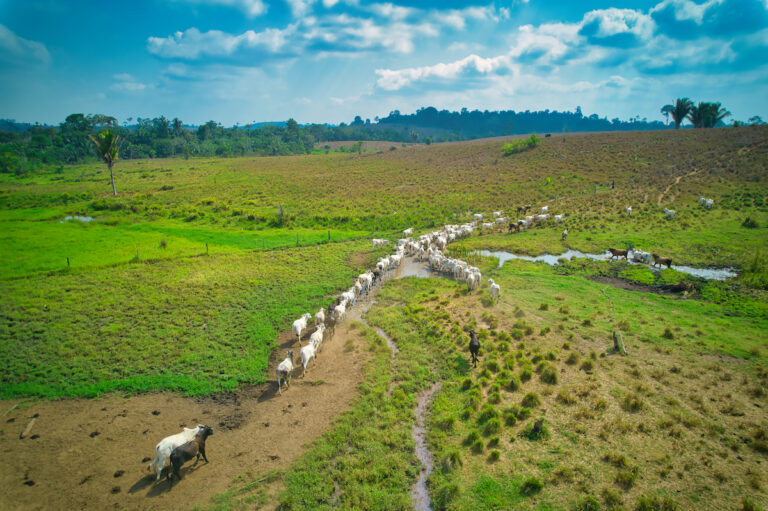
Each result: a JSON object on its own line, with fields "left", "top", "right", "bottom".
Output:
{"left": 474, "top": 249, "right": 737, "bottom": 281}
{"left": 411, "top": 382, "right": 442, "bottom": 511}
{"left": 61, "top": 215, "right": 93, "bottom": 223}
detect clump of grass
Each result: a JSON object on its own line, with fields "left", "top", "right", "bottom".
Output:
{"left": 461, "top": 378, "right": 473, "bottom": 390}
{"left": 435, "top": 416, "right": 455, "bottom": 432}
{"left": 582, "top": 319, "right": 593, "bottom": 327}
{"left": 540, "top": 364, "right": 559, "bottom": 384}
{"left": 503, "top": 408, "right": 518, "bottom": 426}
{"left": 662, "top": 327, "right": 675, "bottom": 340}
{"left": 507, "top": 373, "right": 522, "bottom": 392}
{"left": 741, "top": 497, "right": 764, "bottom": 511}
{"left": 488, "top": 449, "right": 501, "bottom": 462}
{"left": 581, "top": 359, "right": 595, "bottom": 372}
{"left": 477, "top": 404, "right": 499, "bottom": 425}
{"left": 471, "top": 438, "right": 485, "bottom": 454}
{"left": 602, "top": 487, "right": 623, "bottom": 508}
{"left": 635, "top": 495, "right": 678, "bottom": 510}
{"left": 483, "top": 418, "right": 502, "bottom": 436}
{"left": 487, "top": 436, "right": 500, "bottom": 448}
{"left": 603, "top": 451, "right": 628, "bottom": 468}
{"left": 540, "top": 303, "right": 549, "bottom": 311}
{"left": 566, "top": 352, "right": 580, "bottom": 365}
{"left": 460, "top": 407, "right": 473, "bottom": 420}
{"left": 433, "top": 482, "right": 460, "bottom": 510}
{"left": 573, "top": 496, "right": 601, "bottom": 510}
{"left": 520, "top": 476, "right": 543, "bottom": 496}
{"left": 520, "top": 365, "right": 533, "bottom": 382}
{"left": 540, "top": 326, "right": 551, "bottom": 335}
{"left": 614, "top": 467, "right": 638, "bottom": 489}
{"left": 440, "top": 450, "right": 463, "bottom": 473}
{"left": 522, "top": 392, "right": 541, "bottom": 408}
{"left": 464, "top": 430, "right": 481, "bottom": 446}
{"left": 557, "top": 389, "right": 577, "bottom": 405}
{"left": 621, "top": 393, "right": 644, "bottom": 413}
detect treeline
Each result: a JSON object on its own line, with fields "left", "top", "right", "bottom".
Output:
{"left": 376, "top": 106, "right": 667, "bottom": 138}
{"left": 0, "top": 114, "right": 416, "bottom": 175}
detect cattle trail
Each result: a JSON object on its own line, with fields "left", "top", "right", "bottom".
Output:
{"left": 657, "top": 169, "right": 699, "bottom": 206}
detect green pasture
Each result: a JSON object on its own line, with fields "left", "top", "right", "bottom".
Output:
{"left": 0, "top": 240, "right": 378, "bottom": 399}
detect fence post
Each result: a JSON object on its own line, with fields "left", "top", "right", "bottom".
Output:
{"left": 136, "top": 249, "right": 140, "bottom": 261}
{"left": 206, "top": 243, "right": 209, "bottom": 255}
{"left": 296, "top": 233, "right": 299, "bottom": 246}
{"left": 67, "top": 257, "right": 70, "bottom": 269}
{"left": 262, "top": 239, "right": 265, "bottom": 250}
{"left": 328, "top": 230, "right": 331, "bottom": 241}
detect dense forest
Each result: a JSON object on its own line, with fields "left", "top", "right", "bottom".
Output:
{"left": 0, "top": 106, "right": 680, "bottom": 175}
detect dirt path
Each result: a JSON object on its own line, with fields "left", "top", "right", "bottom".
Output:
{"left": 411, "top": 383, "right": 441, "bottom": 511}
{"left": 0, "top": 318, "right": 370, "bottom": 511}
{"left": 657, "top": 169, "right": 699, "bottom": 206}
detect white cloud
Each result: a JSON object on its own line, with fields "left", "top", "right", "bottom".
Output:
{"left": 286, "top": 0, "right": 316, "bottom": 17}
{"left": 147, "top": 26, "right": 293, "bottom": 59}
{"left": 580, "top": 8, "right": 655, "bottom": 43}
{"left": 171, "top": 0, "right": 268, "bottom": 17}
{"left": 0, "top": 24, "right": 50, "bottom": 65}
{"left": 376, "top": 54, "right": 510, "bottom": 90}
{"left": 110, "top": 73, "right": 148, "bottom": 92}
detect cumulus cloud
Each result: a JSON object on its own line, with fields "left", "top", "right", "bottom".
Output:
{"left": 147, "top": 26, "right": 293, "bottom": 59}
{"left": 171, "top": 0, "right": 268, "bottom": 17}
{"left": 110, "top": 73, "right": 148, "bottom": 92}
{"left": 651, "top": 0, "right": 768, "bottom": 39}
{"left": 0, "top": 24, "right": 50, "bottom": 66}
{"left": 579, "top": 8, "right": 655, "bottom": 47}
{"left": 376, "top": 54, "right": 510, "bottom": 90}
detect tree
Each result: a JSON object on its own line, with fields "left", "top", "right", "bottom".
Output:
{"left": 688, "top": 102, "right": 730, "bottom": 128}
{"left": 748, "top": 115, "right": 764, "bottom": 126}
{"left": 89, "top": 129, "right": 121, "bottom": 196}
{"left": 669, "top": 98, "right": 693, "bottom": 129}
{"left": 410, "top": 130, "right": 419, "bottom": 142}
{"left": 171, "top": 117, "right": 184, "bottom": 137}
{"left": 661, "top": 104, "right": 673, "bottom": 126}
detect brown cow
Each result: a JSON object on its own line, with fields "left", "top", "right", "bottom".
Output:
{"left": 608, "top": 248, "right": 628, "bottom": 260}
{"left": 652, "top": 253, "right": 673, "bottom": 268}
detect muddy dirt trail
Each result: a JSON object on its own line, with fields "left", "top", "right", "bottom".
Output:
{"left": 657, "top": 169, "right": 699, "bottom": 206}
{"left": 0, "top": 314, "right": 371, "bottom": 511}
{"left": 0, "top": 257, "right": 433, "bottom": 511}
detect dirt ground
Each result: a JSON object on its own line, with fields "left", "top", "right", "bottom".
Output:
{"left": 0, "top": 319, "right": 370, "bottom": 511}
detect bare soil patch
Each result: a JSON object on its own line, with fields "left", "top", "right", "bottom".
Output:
{"left": 0, "top": 322, "right": 369, "bottom": 511}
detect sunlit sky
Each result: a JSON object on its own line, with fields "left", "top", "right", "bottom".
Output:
{"left": 1, "top": 0, "right": 767, "bottom": 126}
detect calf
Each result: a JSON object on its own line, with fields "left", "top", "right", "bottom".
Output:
{"left": 468, "top": 330, "right": 480, "bottom": 368}
{"left": 168, "top": 425, "right": 214, "bottom": 484}
{"left": 652, "top": 253, "right": 673, "bottom": 269}
{"left": 608, "top": 248, "right": 628, "bottom": 260}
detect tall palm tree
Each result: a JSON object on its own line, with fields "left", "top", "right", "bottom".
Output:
{"left": 670, "top": 98, "right": 693, "bottom": 129}
{"left": 89, "top": 129, "right": 121, "bottom": 196}
{"left": 688, "top": 102, "right": 730, "bottom": 128}
{"left": 660, "top": 104, "right": 673, "bottom": 126}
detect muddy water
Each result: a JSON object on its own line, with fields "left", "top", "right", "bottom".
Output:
{"left": 476, "top": 249, "right": 737, "bottom": 281}
{"left": 411, "top": 383, "right": 442, "bottom": 511}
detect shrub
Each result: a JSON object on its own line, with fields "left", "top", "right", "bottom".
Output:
{"left": 522, "top": 392, "right": 541, "bottom": 408}
{"left": 541, "top": 364, "right": 559, "bottom": 384}
{"left": 502, "top": 134, "right": 541, "bottom": 156}
{"left": 520, "top": 476, "right": 544, "bottom": 495}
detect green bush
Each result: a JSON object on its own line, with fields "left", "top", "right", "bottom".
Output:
{"left": 503, "top": 134, "right": 541, "bottom": 156}
{"left": 522, "top": 392, "right": 541, "bottom": 408}
{"left": 541, "top": 364, "right": 559, "bottom": 384}
{"left": 520, "top": 476, "right": 544, "bottom": 495}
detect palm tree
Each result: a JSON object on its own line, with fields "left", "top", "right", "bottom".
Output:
{"left": 89, "top": 129, "right": 121, "bottom": 196}
{"left": 688, "top": 102, "right": 730, "bottom": 128}
{"left": 660, "top": 104, "right": 673, "bottom": 126}
{"left": 670, "top": 98, "right": 693, "bottom": 129}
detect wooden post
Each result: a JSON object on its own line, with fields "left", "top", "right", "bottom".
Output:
{"left": 296, "top": 233, "right": 299, "bottom": 246}
{"left": 206, "top": 243, "right": 209, "bottom": 255}
{"left": 328, "top": 230, "right": 331, "bottom": 241}
{"left": 262, "top": 239, "right": 265, "bottom": 250}
{"left": 136, "top": 249, "right": 140, "bottom": 261}
{"left": 66, "top": 257, "right": 70, "bottom": 269}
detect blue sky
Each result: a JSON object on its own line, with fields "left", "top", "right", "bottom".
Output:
{"left": 1, "top": 0, "right": 766, "bottom": 126}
